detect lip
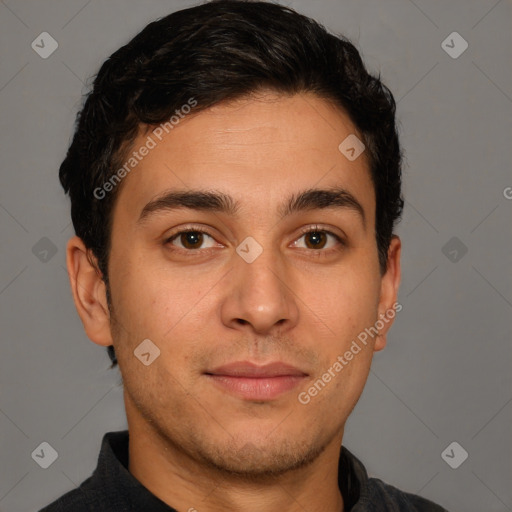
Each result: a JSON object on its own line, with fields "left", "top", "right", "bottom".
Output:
{"left": 205, "top": 361, "right": 308, "bottom": 401}
{"left": 207, "top": 361, "right": 307, "bottom": 378}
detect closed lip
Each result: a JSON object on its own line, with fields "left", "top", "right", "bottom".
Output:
{"left": 205, "top": 361, "right": 308, "bottom": 378}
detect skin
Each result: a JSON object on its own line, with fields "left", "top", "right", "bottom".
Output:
{"left": 66, "top": 91, "right": 401, "bottom": 512}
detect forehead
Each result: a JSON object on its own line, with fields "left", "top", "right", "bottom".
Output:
{"left": 112, "top": 91, "right": 375, "bottom": 224}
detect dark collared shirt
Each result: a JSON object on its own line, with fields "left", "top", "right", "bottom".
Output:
{"left": 40, "top": 430, "right": 448, "bottom": 511}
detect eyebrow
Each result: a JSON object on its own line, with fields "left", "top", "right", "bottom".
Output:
{"left": 138, "top": 186, "right": 366, "bottom": 227}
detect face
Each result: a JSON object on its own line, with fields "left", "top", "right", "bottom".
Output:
{"left": 70, "top": 91, "right": 400, "bottom": 477}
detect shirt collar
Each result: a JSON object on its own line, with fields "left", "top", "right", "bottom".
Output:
{"left": 90, "top": 430, "right": 369, "bottom": 511}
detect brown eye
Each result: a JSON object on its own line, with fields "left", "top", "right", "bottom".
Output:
{"left": 179, "top": 231, "right": 204, "bottom": 249}
{"left": 292, "top": 229, "right": 343, "bottom": 251}
{"left": 167, "top": 230, "right": 217, "bottom": 250}
{"left": 304, "top": 231, "right": 328, "bottom": 249}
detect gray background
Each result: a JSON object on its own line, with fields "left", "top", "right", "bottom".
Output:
{"left": 0, "top": 0, "right": 511, "bottom": 511}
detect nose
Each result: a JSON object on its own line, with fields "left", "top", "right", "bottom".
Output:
{"left": 220, "top": 244, "right": 299, "bottom": 335}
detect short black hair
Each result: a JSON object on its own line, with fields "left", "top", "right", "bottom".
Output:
{"left": 59, "top": 0, "right": 404, "bottom": 368}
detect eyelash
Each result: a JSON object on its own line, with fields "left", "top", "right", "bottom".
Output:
{"left": 164, "top": 224, "right": 345, "bottom": 257}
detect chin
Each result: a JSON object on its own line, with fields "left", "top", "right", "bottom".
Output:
{"left": 189, "top": 429, "right": 328, "bottom": 479}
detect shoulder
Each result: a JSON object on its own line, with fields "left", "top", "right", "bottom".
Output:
{"left": 361, "top": 477, "right": 449, "bottom": 511}
{"left": 38, "top": 478, "right": 101, "bottom": 512}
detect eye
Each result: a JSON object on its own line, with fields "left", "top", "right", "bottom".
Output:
{"left": 292, "top": 227, "right": 345, "bottom": 251}
{"left": 164, "top": 225, "right": 345, "bottom": 255}
{"left": 166, "top": 229, "right": 219, "bottom": 250}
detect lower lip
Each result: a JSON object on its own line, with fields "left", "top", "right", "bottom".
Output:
{"left": 206, "top": 375, "right": 306, "bottom": 401}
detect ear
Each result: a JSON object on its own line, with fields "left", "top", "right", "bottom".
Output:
{"left": 374, "top": 235, "right": 401, "bottom": 352}
{"left": 65, "top": 236, "right": 113, "bottom": 347}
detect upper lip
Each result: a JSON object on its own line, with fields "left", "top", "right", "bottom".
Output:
{"left": 206, "top": 361, "right": 308, "bottom": 378}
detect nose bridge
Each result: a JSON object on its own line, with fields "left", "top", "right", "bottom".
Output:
{"left": 221, "top": 236, "right": 298, "bottom": 333}
{"left": 240, "top": 241, "right": 284, "bottom": 296}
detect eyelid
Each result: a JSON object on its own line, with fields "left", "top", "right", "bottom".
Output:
{"left": 295, "top": 224, "right": 345, "bottom": 240}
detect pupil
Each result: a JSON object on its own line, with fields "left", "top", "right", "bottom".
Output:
{"left": 307, "top": 232, "right": 325, "bottom": 248}
{"left": 183, "top": 232, "right": 202, "bottom": 248}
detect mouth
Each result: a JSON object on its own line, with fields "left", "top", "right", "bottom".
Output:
{"left": 204, "top": 361, "right": 308, "bottom": 401}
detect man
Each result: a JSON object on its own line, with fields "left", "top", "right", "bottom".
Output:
{"left": 41, "top": 0, "right": 449, "bottom": 510}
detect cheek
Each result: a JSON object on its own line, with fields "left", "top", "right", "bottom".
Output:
{"left": 109, "top": 253, "right": 217, "bottom": 350}
{"left": 302, "top": 263, "right": 380, "bottom": 338}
